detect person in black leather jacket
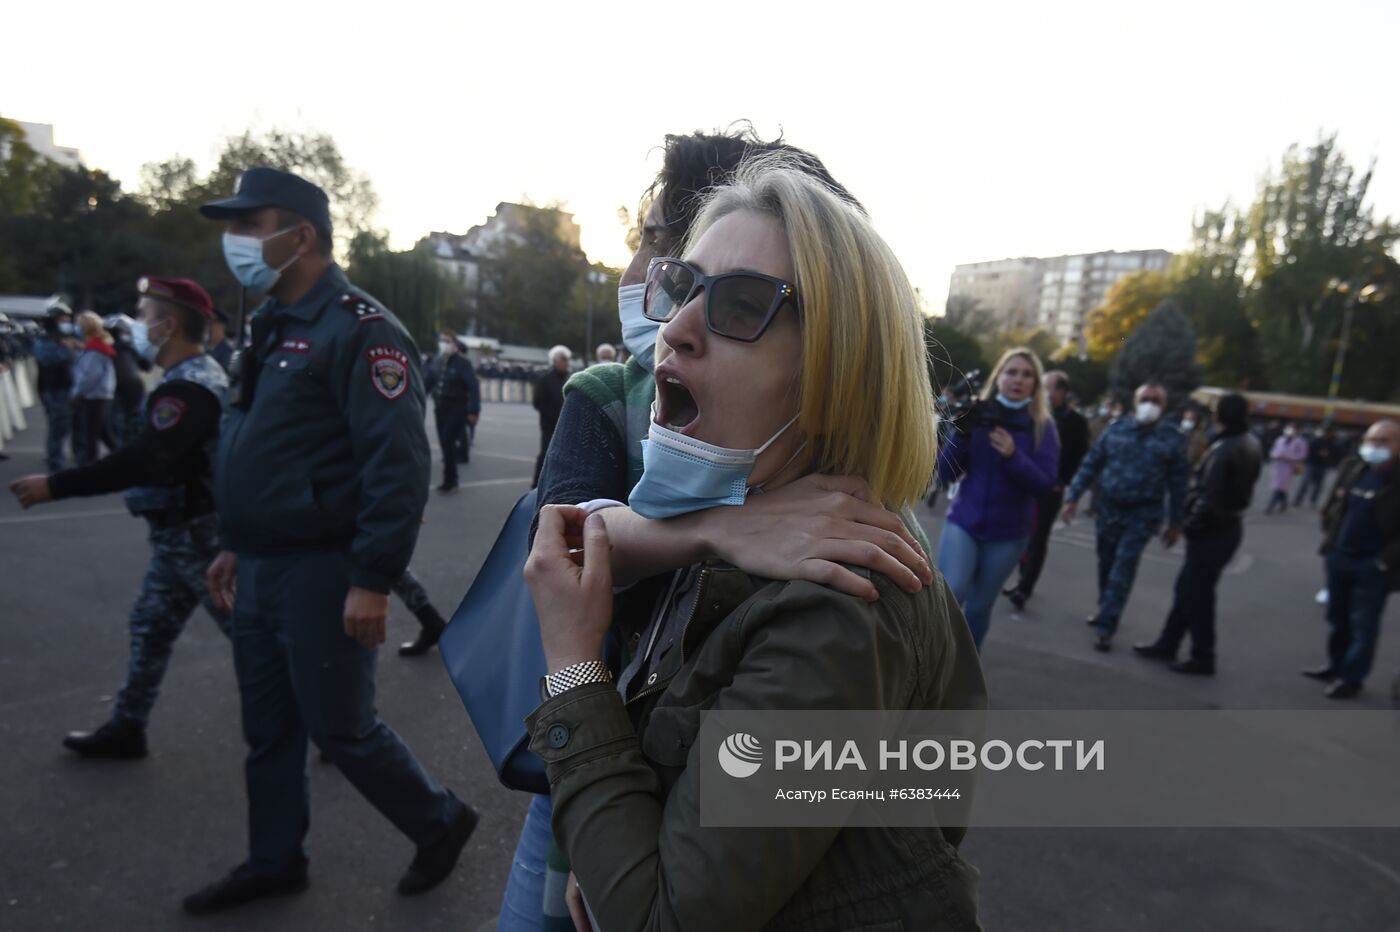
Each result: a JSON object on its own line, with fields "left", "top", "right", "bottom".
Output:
{"left": 1134, "top": 392, "right": 1262, "bottom": 675}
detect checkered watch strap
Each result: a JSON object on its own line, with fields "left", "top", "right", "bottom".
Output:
{"left": 546, "top": 660, "right": 614, "bottom": 697}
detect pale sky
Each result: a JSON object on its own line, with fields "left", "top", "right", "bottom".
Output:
{"left": 8, "top": 0, "right": 1398, "bottom": 310}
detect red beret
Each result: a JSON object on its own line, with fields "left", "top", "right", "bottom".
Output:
{"left": 137, "top": 276, "right": 217, "bottom": 320}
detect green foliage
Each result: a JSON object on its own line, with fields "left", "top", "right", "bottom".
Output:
{"left": 1246, "top": 133, "right": 1397, "bottom": 395}
{"left": 472, "top": 204, "right": 620, "bottom": 352}
{"left": 1051, "top": 354, "right": 1110, "bottom": 406}
{"left": 345, "top": 232, "right": 467, "bottom": 351}
{"left": 979, "top": 326, "right": 1058, "bottom": 369}
{"left": 0, "top": 118, "right": 57, "bottom": 218}
{"left": 1082, "top": 271, "right": 1172, "bottom": 362}
{"left": 1109, "top": 302, "right": 1203, "bottom": 409}
{"left": 1168, "top": 207, "right": 1263, "bottom": 388}
{"left": 926, "top": 317, "right": 987, "bottom": 396}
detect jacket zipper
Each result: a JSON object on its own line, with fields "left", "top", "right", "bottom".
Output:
{"left": 626, "top": 567, "right": 711, "bottom": 708}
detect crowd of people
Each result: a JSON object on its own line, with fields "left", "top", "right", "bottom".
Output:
{"left": 0, "top": 124, "right": 1395, "bottom": 932}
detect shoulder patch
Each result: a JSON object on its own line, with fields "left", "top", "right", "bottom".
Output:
{"left": 366, "top": 345, "right": 410, "bottom": 400}
{"left": 149, "top": 396, "right": 188, "bottom": 431}
{"left": 339, "top": 292, "right": 384, "bottom": 324}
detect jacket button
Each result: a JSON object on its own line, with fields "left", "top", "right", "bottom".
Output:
{"left": 546, "top": 724, "right": 570, "bottom": 749}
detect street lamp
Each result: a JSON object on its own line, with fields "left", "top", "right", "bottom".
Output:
{"left": 1325, "top": 273, "right": 1390, "bottom": 414}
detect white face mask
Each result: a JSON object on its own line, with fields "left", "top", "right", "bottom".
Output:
{"left": 1135, "top": 402, "right": 1163, "bottom": 424}
{"left": 1181, "top": 419, "right": 1196, "bottom": 432}
{"left": 1358, "top": 444, "right": 1393, "bottom": 466}
{"left": 439, "top": 340, "right": 456, "bottom": 355}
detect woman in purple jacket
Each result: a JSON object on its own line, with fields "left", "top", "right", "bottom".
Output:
{"left": 937, "top": 348, "right": 1060, "bottom": 648}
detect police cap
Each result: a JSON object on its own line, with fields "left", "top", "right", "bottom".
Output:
{"left": 199, "top": 166, "right": 333, "bottom": 236}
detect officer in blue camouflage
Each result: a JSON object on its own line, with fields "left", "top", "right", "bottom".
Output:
{"left": 9, "top": 276, "right": 230, "bottom": 758}
{"left": 1062, "top": 382, "right": 1187, "bottom": 651}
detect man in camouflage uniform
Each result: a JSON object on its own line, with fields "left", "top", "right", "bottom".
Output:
{"left": 9, "top": 276, "right": 230, "bottom": 758}
{"left": 1063, "top": 382, "right": 1187, "bottom": 651}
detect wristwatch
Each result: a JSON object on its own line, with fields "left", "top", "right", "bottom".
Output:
{"left": 540, "top": 660, "right": 614, "bottom": 700}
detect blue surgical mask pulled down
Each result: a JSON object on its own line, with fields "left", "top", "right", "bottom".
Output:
{"left": 995, "top": 392, "right": 1031, "bottom": 410}
{"left": 629, "top": 408, "right": 802, "bottom": 519}
{"left": 618, "top": 283, "right": 660, "bottom": 372}
{"left": 222, "top": 227, "right": 301, "bottom": 292}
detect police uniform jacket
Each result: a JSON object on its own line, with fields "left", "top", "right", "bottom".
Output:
{"left": 214, "top": 265, "right": 430, "bottom": 593}
{"left": 1067, "top": 416, "right": 1188, "bottom": 527}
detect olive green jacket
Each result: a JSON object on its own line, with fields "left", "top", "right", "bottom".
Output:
{"left": 526, "top": 565, "right": 987, "bottom": 932}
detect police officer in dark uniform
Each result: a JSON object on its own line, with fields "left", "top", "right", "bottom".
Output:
{"left": 9, "top": 277, "right": 231, "bottom": 758}
{"left": 208, "top": 307, "right": 235, "bottom": 372}
{"left": 430, "top": 332, "right": 480, "bottom": 492}
{"left": 186, "top": 168, "right": 475, "bottom": 915}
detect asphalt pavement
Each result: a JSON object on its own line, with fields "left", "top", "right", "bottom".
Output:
{"left": 1, "top": 401, "right": 1397, "bottom": 932}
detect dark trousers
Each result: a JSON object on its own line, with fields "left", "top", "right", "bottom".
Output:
{"left": 1324, "top": 550, "right": 1391, "bottom": 686}
{"left": 74, "top": 398, "right": 116, "bottom": 466}
{"left": 1153, "top": 522, "right": 1243, "bottom": 661}
{"left": 232, "top": 551, "right": 462, "bottom": 876}
{"left": 41, "top": 389, "right": 72, "bottom": 472}
{"left": 1093, "top": 502, "right": 1161, "bottom": 634}
{"left": 1015, "top": 489, "right": 1064, "bottom": 597}
{"left": 1294, "top": 465, "right": 1329, "bottom": 506}
{"left": 436, "top": 405, "right": 469, "bottom": 488}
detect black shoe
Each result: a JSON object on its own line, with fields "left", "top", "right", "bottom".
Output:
{"left": 398, "top": 803, "right": 478, "bottom": 896}
{"left": 1093, "top": 635, "right": 1112, "bottom": 652}
{"left": 1170, "top": 657, "right": 1215, "bottom": 676}
{"left": 399, "top": 606, "right": 447, "bottom": 657}
{"left": 1324, "top": 680, "right": 1361, "bottom": 700}
{"left": 1301, "top": 665, "right": 1336, "bottom": 681}
{"left": 183, "top": 863, "right": 308, "bottom": 915}
{"left": 436, "top": 482, "right": 459, "bottom": 494}
{"left": 1133, "top": 643, "right": 1176, "bottom": 661}
{"left": 63, "top": 718, "right": 147, "bottom": 759}
{"left": 1003, "top": 588, "right": 1027, "bottom": 611}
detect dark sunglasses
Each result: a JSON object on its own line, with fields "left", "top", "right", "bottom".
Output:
{"left": 644, "top": 257, "right": 800, "bottom": 342}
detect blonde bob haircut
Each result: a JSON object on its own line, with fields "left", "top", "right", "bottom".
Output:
{"left": 980, "top": 347, "right": 1051, "bottom": 447}
{"left": 683, "top": 155, "right": 937, "bottom": 508}
{"left": 76, "top": 310, "right": 110, "bottom": 343}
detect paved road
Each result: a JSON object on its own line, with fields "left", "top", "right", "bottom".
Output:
{"left": 1, "top": 402, "right": 1397, "bottom": 931}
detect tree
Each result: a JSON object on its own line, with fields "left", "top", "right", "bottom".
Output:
{"left": 1082, "top": 271, "right": 1172, "bottom": 362}
{"left": 979, "top": 326, "right": 1058, "bottom": 369}
{"left": 134, "top": 128, "right": 381, "bottom": 317}
{"left": 1169, "top": 206, "right": 1263, "bottom": 389}
{"left": 1109, "top": 301, "right": 1203, "bottom": 409}
{"left": 346, "top": 232, "right": 467, "bottom": 351}
{"left": 925, "top": 317, "right": 987, "bottom": 397}
{"left": 941, "top": 294, "right": 983, "bottom": 330}
{"left": 470, "top": 201, "right": 618, "bottom": 349}
{"left": 1246, "top": 133, "right": 1397, "bottom": 395}
{"left": 0, "top": 118, "right": 56, "bottom": 218}
{"left": 1051, "top": 353, "right": 1110, "bottom": 406}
